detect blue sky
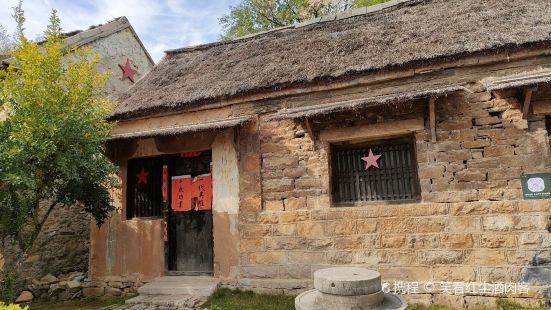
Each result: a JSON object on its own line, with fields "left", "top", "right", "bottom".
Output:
{"left": 0, "top": 0, "right": 241, "bottom": 62}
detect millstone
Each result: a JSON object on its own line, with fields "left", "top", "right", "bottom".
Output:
{"left": 296, "top": 267, "right": 408, "bottom": 310}
{"left": 314, "top": 267, "right": 381, "bottom": 296}
{"left": 315, "top": 290, "right": 385, "bottom": 307}
{"left": 295, "top": 289, "right": 408, "bottom": 310}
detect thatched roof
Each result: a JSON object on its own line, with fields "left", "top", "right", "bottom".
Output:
{"left": 112, "top": 0, "right": 551, "bottom": 120}
{"left": 106, "top": 116, "right": 251, "bottom": 141}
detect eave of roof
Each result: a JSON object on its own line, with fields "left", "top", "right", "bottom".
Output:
{"left": 269, "top": 85, "right": 468, "bottom": 120}
{"left": 484, "top": 69, "right": 551, "bottom": 92}
{"left": 106, "top": 116, "right": 251, "bottom": 141}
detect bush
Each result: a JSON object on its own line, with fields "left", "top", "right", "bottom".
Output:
{"left": 0, "top": 303, "right": 28, "bottom": 310}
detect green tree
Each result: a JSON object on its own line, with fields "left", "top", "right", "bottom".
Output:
{"left": 0, "top": 25, "right": 12, "bottom": 54}
{"left": 0, "top": 2, "right": 117, "bottom": 295}
{"left": 219, "top": 0, "right": 389, "bottom": 40}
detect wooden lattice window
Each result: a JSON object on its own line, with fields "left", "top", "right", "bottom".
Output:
{"left": 331, "top": 137, "right": 420, "bottom": 204}
{"left": 126, "top": 157, "right": 164, "bottom": 219}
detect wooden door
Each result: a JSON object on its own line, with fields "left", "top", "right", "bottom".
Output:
{"left": 169, "top": 210, "right": 213, "bottom": 274}
{"left": 168, "top": 152, "right": 213, "bottom": 274}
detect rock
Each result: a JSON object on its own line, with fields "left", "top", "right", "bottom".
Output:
{"left": 15, "top": 291, "right": 33, "bottom": 303}
{"left": 105, "top": 287, "right": 122, "bottom": 296}
{"left": 40, "top": 274, "right": 59, "bottom": 285}
{"left": 49, "top": 283, "right": 64, "bottom": 295}
{"left": 58, "top": 281, "right": 69, "bottom": 289}
{"left": 68, "top": 272, "right": 85, "bottom": 281}
{"left": 83, "top": 287, "right": 105, "bottom": 297}
{"left": 67, "top": 280, "right": 82, "bottom": 289}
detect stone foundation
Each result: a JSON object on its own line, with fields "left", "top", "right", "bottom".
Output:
{"left": 14, "top": 273, "right": 144, "bottom": 302}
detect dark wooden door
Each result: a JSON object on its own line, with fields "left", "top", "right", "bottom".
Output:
{"left": 169, "top": 210, "right": 213, "bottom": 274}
{"left": 168, "top": 152, "right": 213, "bottom": 274}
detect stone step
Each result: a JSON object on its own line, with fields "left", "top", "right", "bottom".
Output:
{"left": 137, "top": 276, "right": 220, "bottom": 297}
{"left": 125, "top": 294, "right": 204, "bottom": 308}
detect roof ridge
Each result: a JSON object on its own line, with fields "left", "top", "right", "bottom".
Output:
{"left": 62, "top": 16, "right": 129, "bottom": 48}
{"left": 164, "top": 0, "right": 419, "bottom": 55}
{"left": 3, "top": 16, "right": 155, "bottom": 66}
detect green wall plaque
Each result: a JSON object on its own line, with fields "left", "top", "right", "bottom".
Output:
{"left": 521, "top": 173, "right": 551, "bottom": 199}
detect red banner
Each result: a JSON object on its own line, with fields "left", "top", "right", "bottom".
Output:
{"left": 171, "top": 173, "right": 213, "bottom": 211}
{"left": 171, "top": 175, "right": 192, "bottom": 212}
{"left": 191, "top": 174, "right": 212, "bottom": 211}
{"left": 162, "top": 165, "right": 168, "bottom": 203}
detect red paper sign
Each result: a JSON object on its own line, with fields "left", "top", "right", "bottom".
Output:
{"left": 180, "top": 151, "right": 202, "bottom": 157}
{"left": 171, "top": 175, "right": 192, "bottom": 212}
{"left": 162, "top": 165, "right": 168, "bottom": 203}
{"left": 163, "top": 220, "right": 168, "bottom": 242}
{"left": 191, "top": 174, "right": 212, "bottom": 211}
{"left": 170, "top": 173, "right": 212, "bottom": 212}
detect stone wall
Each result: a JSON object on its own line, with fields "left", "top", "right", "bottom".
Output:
{"left": 236, "top": 86, "right": 551, "bottom": 307}
{"left": 11, "top": 272, "right": 143, "bottom": 302}
{"left": 0, "top": 204, "right": 91, "bottom": 300}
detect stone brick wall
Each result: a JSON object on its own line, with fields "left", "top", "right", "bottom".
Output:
{"left": 0, "top": 204, "right": 91, "bottom": 300}
{"left": 236, "top": 87, "right": 551, "bottom": 307}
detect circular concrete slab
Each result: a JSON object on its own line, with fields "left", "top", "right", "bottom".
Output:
{"left": 314, "top": 267, "right": 381, "bottom": 296}
{"left": 295, "top": 289, "right": 408, "bottom": 310}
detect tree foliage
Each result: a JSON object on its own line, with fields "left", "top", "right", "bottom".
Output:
{"left": 219, "top": 0, "right": 389, "bottom": 40}
{"left": 0, "top": 25, "right": 13, "bottom": 54}
{"left": 0, "top": 5, "right": 117, "bottom": 251}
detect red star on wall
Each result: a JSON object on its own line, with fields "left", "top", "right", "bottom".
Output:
{"left": 136, "top": 168, "right": 149, "bottom": 185}
{"left": 119, "top": 59, "right": 137, "bottom": 83}
{"left": 361, "top": 149, "right": 382, "bottom": 170}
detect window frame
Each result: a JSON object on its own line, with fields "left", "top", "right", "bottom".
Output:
{"left": 125, "top": 156, "right": 165, "bottom": 220}
{"left": 329, "top": 135, "right": 421, "bottom": 206}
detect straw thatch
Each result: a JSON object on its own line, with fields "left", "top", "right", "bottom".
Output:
{"left": 269, "top": 85, "right": 468, "bottom": 120}
{"left": 112, "top": 0, "right": 551, "bottom": 120}
{"left": 107, "top": 116, "right": 251, "bottom": 141}
{"left": 484, "top": 69, "right": 551, "bottom": 92}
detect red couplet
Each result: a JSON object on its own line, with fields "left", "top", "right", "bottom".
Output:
{"left": 171, "top": 173, "right": 213, "bottom": 211}
{"left": 162, "top": 165, "right": 168, "bottom": 203}
{"left": 191, "top": 174, "right": 212, "bottom": 211}
{"left": 171, "top": 175, "right": 192, "bottom": 212}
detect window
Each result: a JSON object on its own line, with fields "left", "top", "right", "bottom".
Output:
{"left": 126, "top": 157, "right": 164, "bottom": 219}
{"left": 331, "top": 136, "right": 420, "bottom": 204}
{"left": 546, "top": 116, "right": 551, "bottom": 146}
